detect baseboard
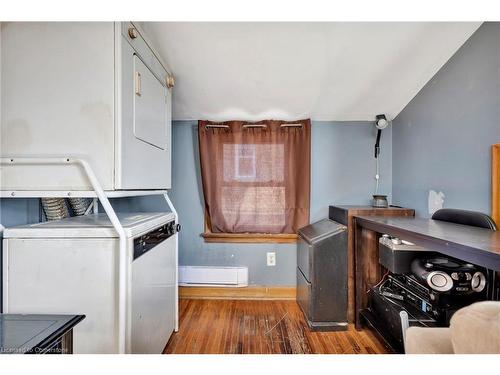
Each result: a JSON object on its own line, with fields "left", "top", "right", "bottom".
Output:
{"left": 179, "top": 286, "right": 297, "bottom": 300}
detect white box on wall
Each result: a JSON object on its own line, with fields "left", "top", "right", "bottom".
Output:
{"left": 179, "top": 266, "right": 249, "bottom": 287}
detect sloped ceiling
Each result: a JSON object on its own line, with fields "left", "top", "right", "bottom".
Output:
{"left": 141, "top": 22, "right": 481, "bottom": 121}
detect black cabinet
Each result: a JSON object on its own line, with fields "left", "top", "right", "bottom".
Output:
{"left": 296, "top": 219, "right": 348, "bottom": 331}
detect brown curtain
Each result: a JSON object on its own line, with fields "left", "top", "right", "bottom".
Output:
{"left": 199, "top": 119, "right": 311, "bottom": 234}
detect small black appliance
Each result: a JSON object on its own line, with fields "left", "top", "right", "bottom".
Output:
{"left": 411, "top": 255, "right": 487, "bottom": 294}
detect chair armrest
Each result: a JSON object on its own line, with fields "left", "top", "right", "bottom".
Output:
{"left": 405, "top": 327, "right": 453, "bottom": 354}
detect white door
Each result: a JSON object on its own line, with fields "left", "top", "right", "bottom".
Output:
{"left": 116, "top": 36, "right": 172, "bottom": 190}
{"left": 133, "top": 55, "right": 168, "bottom": 150}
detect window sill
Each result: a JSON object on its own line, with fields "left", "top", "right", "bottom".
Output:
{"left": 201, "top": 232, "right": 298, "bottom": 244}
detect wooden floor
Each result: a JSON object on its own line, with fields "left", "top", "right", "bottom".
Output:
{"left": 164, "top": 299, "right": 388, "bottom": 354}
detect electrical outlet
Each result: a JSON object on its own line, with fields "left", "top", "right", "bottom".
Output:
{"left": 267, "top": 252, "right": 276, "bottom": 266}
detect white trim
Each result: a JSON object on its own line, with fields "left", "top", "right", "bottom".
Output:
{"left": 0, "top": 189, "right": 168, "bottom": 198}
{"left": 3, "top": 212, "right": 175, "bottom": 239}
{"left": 131, "top": 22, "right": 172, "bottom": 77}
{"left": 2, "top": 235, "right": 8, "bottom": 313}
{"left": 163, "top": 193, "right": 179, "bottom": 332}
{"left": 114, "top": 21, "right": 123, "bottom": 190}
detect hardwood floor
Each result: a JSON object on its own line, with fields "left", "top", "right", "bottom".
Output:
{"left": 164, "top": 299, "right": 388, "bottom": 354}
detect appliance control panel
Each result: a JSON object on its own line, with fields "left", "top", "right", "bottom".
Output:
{"left": 133, "top": 221, "right": 179, "bottom": 260}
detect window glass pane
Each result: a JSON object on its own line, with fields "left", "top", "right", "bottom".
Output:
{"left": 223, "top": 143, "right": 284, "bottom": 183}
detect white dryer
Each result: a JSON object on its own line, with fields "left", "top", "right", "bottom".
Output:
{"left": 2, "top": 212, "right": 178, "bottom": 354}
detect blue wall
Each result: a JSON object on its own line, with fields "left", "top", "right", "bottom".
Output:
{"left": 392, "top": 22, "right": 500, "bottom": 218}
{"left": 163, "top": 120, "right": 392, "bottom": 286}
{"left": 0, "top": 199, "right": 40, "bottom": 227}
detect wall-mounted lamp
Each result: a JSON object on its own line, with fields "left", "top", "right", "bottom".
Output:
{"left": 375, "top": 114, "right": 389, "bottom": 130}
{"left": 373, "top": 114, "right": 390, "bottom": 204}
{"left": 374, "top": 114, "right": 389, "bottom": 158}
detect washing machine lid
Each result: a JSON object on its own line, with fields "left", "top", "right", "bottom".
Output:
{"left": 298, "top": 219, "right": 346, "bottom": 244}
{"left": 3, "top": 212, "right": 175, "bottom": 239}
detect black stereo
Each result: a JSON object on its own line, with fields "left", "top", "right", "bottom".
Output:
{"left": 369, "top": 280, "right": 438, "bottom": 351}
{"left": 376, "top": 273, "right": 485, "bottom": 324}
{"left": 411, "top": 255, "right": 487, "bottom": 294}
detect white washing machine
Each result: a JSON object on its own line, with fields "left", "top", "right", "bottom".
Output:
{"left": 2, "top": 212, "right": 178, "bottom": 354}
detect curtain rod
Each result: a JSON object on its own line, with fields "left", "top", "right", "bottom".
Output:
{"left": 205, "top": 124, "right": 230, "bottom": 129}
{"left": 205, "top": 123, "right": 304, "bottom": 129}
{"left": 243, "top": 124, "right": 267, "bottom": 129}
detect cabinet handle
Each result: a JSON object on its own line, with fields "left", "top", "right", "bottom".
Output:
{"left": 128, "top": 27, "right": 138, "bottom": 39}
{"left": 166, "top": 75, "right": 175, "bottom": 89}
{"left": 135, "top": 71, "right": 142, "bottom": 96}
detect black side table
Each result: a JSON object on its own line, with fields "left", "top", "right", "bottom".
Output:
{"left": 0, "top": 314, "right": 85, "bottom": 354}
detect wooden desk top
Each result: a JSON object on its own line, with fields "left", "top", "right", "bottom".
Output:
{"left": 354, "top": 216, "right": 500, "bottom": 271}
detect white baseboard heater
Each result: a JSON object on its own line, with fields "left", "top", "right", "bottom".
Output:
{"left": 179, "top": 266, "right": 249, "bottom": 287}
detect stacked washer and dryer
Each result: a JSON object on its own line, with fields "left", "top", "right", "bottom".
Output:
{"left": 1, "top": 22, "right": 178, "bottom": 353}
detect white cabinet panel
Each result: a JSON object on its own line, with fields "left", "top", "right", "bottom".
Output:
{"left": 4, "top": 238, "right": 119, "bottom": 354}
{"left": 131, "top": 236, "right": 176, "bottom": 353}
{"left": 117, "top": 32, "right": 171, "bottom": 190}
{"left": 133, "top": 55, "right": 167, "bottom": 150}
{"left": 0, "top": 22, "right": 115, "bottom": 190}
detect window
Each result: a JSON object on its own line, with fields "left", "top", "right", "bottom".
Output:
{"left": 198, "top": 119, "right": 311, "bottom": 243}
{"left": 232, "top": 144, "right": 257, "bottom": 180}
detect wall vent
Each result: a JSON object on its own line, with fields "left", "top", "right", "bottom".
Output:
{"left": 179, "top": 266, "right": 249, "bottom": 287}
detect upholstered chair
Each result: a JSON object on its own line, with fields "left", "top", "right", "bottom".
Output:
{"left": 405, "top": 301, "right": 500, "bottom": 354}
